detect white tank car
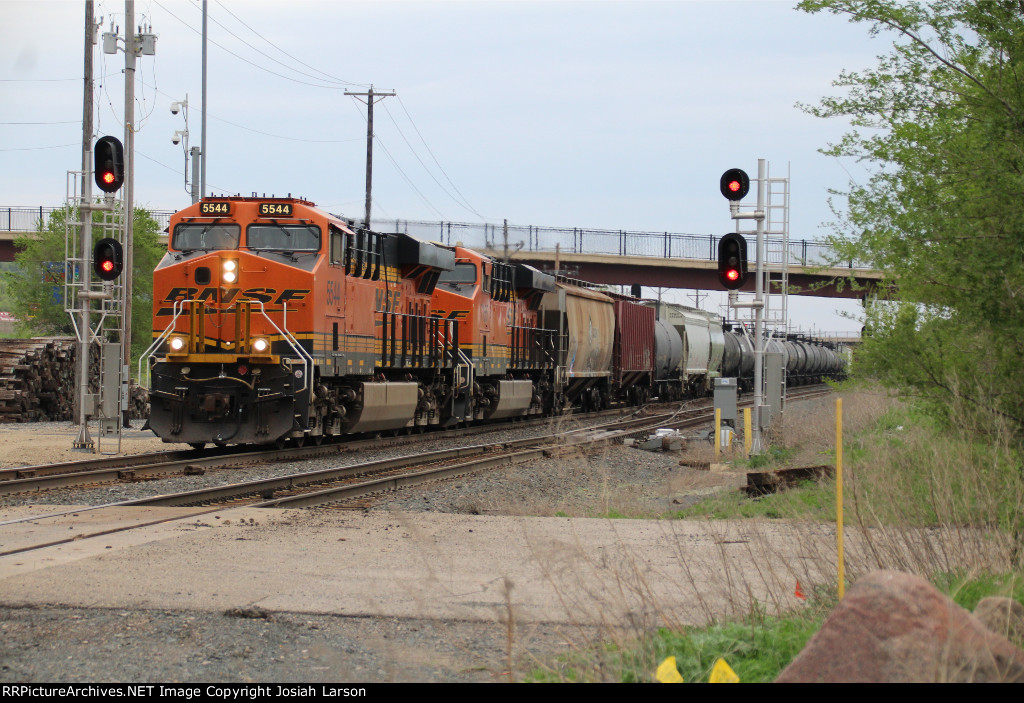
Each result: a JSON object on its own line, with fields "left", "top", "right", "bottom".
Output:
{"left": 650, "top": 302, "right": 725, "bottom": 395}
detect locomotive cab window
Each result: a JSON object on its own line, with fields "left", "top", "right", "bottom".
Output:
{"left": 329, "top": 225, "right": 345, "bottom": 265}
{"left": 246, "top": 224, "right": 321, "bottom": 252}
{"left": 172, "top": 223, "right": 240, "bottom": 251}
{"left": 437, "top": 262, "right": 477, "bottom": 286}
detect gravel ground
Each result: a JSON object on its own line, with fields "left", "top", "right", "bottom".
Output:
{"left": 0, "top": 411, "right": 742, "bottom": 683}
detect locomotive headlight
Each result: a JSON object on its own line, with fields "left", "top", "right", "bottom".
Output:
{"left": 252, "top": 337, "right": 270, "bottom": 353}
{"left": 169, "top": 336, "right": 186, "bottom": 352}
{"left": 222, "top": 259, "right": 238, "bottom": 284}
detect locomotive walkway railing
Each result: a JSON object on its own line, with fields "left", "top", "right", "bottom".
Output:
{"left": 2, "top": 206, "right": 868, "bottom": 270}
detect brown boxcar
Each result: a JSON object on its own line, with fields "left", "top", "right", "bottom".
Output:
{"left": 608, "top": 292, "right": 655, "bottom": 404}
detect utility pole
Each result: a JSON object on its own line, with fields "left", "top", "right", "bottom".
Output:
{"left": 122, "top": 0, "right": 135, "bottom": 429}
{"left": 200, "top": 0, "right": 208, "bottom": 199}
{"left": 345, "top": 85, "right": 395, "bottom": 229}
{"left": 74, "top": 0, "right": 96, "bottom": 446}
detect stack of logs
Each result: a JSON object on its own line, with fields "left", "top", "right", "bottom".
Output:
{"left": 0, "top": 337, "right": 148, "bottom": 422}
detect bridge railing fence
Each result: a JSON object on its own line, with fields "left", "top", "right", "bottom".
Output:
{"left": 383, "top": 219, "right": 866, "bottom": 270}
{"left": 4, "top": 207, "right": 864, "bottom": 270}
{"left": 1, "top": 206, "right": 173, "bottom": 235}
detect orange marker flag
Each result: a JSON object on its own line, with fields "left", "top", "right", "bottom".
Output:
{"left": 795, "top": 580, "right": 807, "bottom": 600}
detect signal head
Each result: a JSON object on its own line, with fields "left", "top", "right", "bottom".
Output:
{"left": 717, "top": 233, "right": 748, "bottom": 290}
{"left": 719, "top": 168, "right": 749, "bottom": 201}
{"left": 93, "top": 237, "right": 124, "bottom": 281}
{"left": 93, "top": 136, "right": 125, "bottom": 194}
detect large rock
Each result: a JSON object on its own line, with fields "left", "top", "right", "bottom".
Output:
{"left": 777, "top": 571, "right": 1024, "bottom": 682}
{"left": 975, "top": 596, "right": 1024, "bottom": 651}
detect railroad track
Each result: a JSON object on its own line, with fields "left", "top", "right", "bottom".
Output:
{"left": 0, "top": 385, "right": 834, "bottom": 557}
{"left": 0, "top": 404, "right": 643, "bottom": 495}
{"left": 0, "top": 386, "right": 832, "bottom": 498}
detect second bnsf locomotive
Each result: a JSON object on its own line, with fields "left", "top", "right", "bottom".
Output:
{"left": 145, "top": 196, "right": 846, "bottom": 448}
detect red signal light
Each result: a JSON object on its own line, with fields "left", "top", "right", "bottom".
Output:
{"left": 93, "top": 136, "right": 124, "bottom": 193}
{"left": 717, "top": 233, "right": 748, "bottom": 290}
{"left": 720, "top": 168, "right": 750, "bottom": 201}
{"left": 93, "top": 237, "right": 123, "bottom": 281}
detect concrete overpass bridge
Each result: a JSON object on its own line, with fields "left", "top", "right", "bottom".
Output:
{"left": 2, "top": 207, "right": 881, "bottom": 298}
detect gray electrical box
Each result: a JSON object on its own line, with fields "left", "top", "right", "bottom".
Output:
{"left": 714, "top": 377, "right": 738, "bottom": 425}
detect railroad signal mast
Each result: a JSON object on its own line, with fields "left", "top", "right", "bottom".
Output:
{"left": 717, "top": 160, "right": 791, "bottom": 453}
{"left": 66, "top": 135, "right": 128, "bottom": 452}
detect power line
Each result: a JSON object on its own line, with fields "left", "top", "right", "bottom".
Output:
{"left": 137, "top": 76, "right": 361, "bottom": 144}
{"left": 153, "top": 0, "right": 354, "bottom": 89}
{"left": 0, "top": 120, "right": 80, "bottom": 125}
{"left": 345, "top": 95, "right": 444, "bottom": 221}
{"left": 209, "top": 0, "right": 363, "bottom": 88}
{"left": 382, "top": 100, "right": 485, "bottom": 220}
{"left": 0, "top": 142, "right": 78, "bottom": 152}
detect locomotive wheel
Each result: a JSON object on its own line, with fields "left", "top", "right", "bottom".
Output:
{"left": 189, "top": 442, "right": 205, "bottom": 451}
{"left": 294, "top": 436, "right": 306, "bottom": 448}
{"left": 312, "top": 434, "right": 324, "bottom": 446}
{"left": 274, "top": 436, "right": 287, "bottom": 450}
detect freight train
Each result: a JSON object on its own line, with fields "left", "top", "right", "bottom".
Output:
{"left": 143, "top": 196, "right": 845, "bottom": 448}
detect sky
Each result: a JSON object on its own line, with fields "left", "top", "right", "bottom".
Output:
{"left": 0, "top": 0, "right": 891, "bottom": 333}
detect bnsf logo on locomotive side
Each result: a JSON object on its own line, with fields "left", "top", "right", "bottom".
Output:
{"left": 374, "top": 288, "right": 402, "bottom": 313}
{"left": 430, "top": 310, "right": 469, "bottom": 321}
{"left": 156, "top": 287, "right": 310, "bottom": 315}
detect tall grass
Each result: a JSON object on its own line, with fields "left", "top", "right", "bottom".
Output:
{"left": 523, "top": 384, "right": 1024, "bottom": 681}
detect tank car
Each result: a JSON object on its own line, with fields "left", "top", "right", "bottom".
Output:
{"left": 144, "top": 196, "right": 456, "bottom": 447}
{"left": 649, "top": 302, "right": 725, "bottom": 398}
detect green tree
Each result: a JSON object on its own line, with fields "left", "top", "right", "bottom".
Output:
{"left": 3, "top": 206, "right": 165, "bottom": 365}
{"left": 799, "top": 0, "right": 1024, "bottom": 433}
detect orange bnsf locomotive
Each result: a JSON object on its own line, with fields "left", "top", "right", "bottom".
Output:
{"left": 144, "top": 196, "right": 846, "bottom": 448}
{"left": 145, "top": 197, "right": 558, "bottom": 447}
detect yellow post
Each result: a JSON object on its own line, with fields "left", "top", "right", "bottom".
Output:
{"left": 744, "top": 407, "right": 752, "bottom": 458}
{"left": 714, "top": 407, "right": 721, "bottom": 463}
{"left": 836, "top": 397, "right": 845, "bottom": 600}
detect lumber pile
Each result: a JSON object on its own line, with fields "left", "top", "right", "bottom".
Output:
{"left": 0, "top": 337, "right": 149, "bottom": 422}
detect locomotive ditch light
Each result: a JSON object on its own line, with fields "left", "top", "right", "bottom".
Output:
{"left": 94, "top": 136, "right": 125, "bottom": 193}
{"left": 719, "top": 168, "right": 749, "bottom": 201}
{"left": 717, "top": 233, "right": 748, "bottom": 290}
{"left": 169, "top": 336, "right": 186, "bottom": 352}
{"left": 252, "top": 337, "right": 270, "bottom": 354}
